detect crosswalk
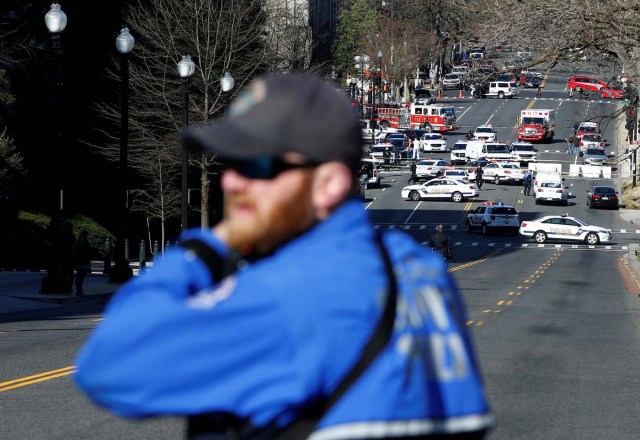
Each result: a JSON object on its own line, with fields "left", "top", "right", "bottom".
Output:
{"left": 375, "top": 223, "right": 640, "bottom": 234}
{"left": 420, "top": 241, "right": 629, "bottom": 252}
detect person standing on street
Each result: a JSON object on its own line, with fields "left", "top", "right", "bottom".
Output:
{"left": 383, "top": 147, "right": 391, "bottom": 171}
{"left": 475, "top": 163, "right": 484, "bottom": 189}
{"left": 536, "top": 86, "right": 543, "bottom": 98}
{"left": 408, "top": 159, "right": 417, "bottom": 184}
{"left": 522, "top": 169, "right": 533, "bottom": 196}
{"left": 74, "top": 73, "right": 492, "bottom": 440}
{"left": 72, "top": 229, "right": 93, "bottom": 296}
{"left": 429, "top": 224, "right": 453, "bottom": 262}
{"left": 566, "top": 135, "right": 575, "bottom": 155}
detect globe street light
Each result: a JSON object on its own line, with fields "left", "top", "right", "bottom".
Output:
{"left": 354, "top": 54, "right": 369, "bottom": 120}
{"left": 109, "top": 27, "right": 135, "bottom": 283}
{"left": 178, "top": 55, "right": 196, "bottom": 231}
{"left": 220, "top": 71, "right": 235, "bottom": 112}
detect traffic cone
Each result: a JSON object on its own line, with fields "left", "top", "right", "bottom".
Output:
{"left": 459, "top": 88, "right": 463, "bottom": 98}
{"left": 437, "top": 88, "right": 442, "bottom": 99}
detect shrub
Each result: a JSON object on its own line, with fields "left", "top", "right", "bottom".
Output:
{"left": 1, "top": 211, "right": 116, "bottom": 269}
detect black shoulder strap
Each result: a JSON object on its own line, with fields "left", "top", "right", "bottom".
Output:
{"left": 179, "top": 238, "right": 238, "bottom": 283}
{"left": 274, "top": 232, "right": 398, "bottom": 439}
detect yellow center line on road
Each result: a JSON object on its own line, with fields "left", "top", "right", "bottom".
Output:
{"left": 0, "top": 366, "right": 76, "bottom": 393}
{"left": 457, "top": 200, "right": 474, "bottom": 225}
{"left": 448, "top": 247, "right": 503, "bottom": 272}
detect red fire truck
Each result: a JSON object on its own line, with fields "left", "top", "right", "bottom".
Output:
{"left": 364, "top": 103, "right": 459, "bottom": 132}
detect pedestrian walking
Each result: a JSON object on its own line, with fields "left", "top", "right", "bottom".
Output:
{"left": 408, "top": 159, "right": 417, "bottom": 184}
{"left": 566, "top": 135, "right": 575, "bottom": 155}
{"left": 428, "top": 224, "right": 453, "bottom": 263}
{"left": 75, "top": 73, "right": 492, "bottom": 440}
{"left": 536, "top": 86, "right": 543, "bottom": 98}
{"left": 72, "top": 229, "right": 93, "bottom": 296}
{"left": 573, "top": 136, "right": 581, "bottom": 156}
{"left": 475, "top": 164, "right": 484, "bottom": 189}
{"left": 522, "top": 170, "right": 533, "bottom": 196}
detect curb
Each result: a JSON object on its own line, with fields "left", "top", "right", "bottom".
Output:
{"left": 13, "top": 291, "right": 117, "bottom": 305}
{"left": 622, "top": 243, "right": 640, "bottom": 296}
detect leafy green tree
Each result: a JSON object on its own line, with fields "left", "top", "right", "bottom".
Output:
{"left": 333, "top": 0, "right": 380, "bottom": 74}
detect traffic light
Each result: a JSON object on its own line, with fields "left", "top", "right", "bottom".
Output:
{"left": 626, "top": 106, "right": 636, "bottom": 131}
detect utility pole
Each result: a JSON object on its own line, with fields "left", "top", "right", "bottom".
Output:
{"left": 627, "top": 105, "right": 638, "bottom": 187}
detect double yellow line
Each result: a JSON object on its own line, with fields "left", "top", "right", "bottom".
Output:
{"left": 448, "top": 247, "right": 503, "bottom": 272}
{"left": 0, "top": 366, "right": 76, "bottom": 393}
{"left": 457, "top": 200, "right": 474, "bottom": 224}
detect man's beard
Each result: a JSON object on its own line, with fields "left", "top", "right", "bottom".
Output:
{"left": 222, "top": 181, "right": 316, "bottom": 256}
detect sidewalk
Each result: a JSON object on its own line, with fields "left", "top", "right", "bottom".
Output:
{"left": 0, "top": 263, "right": 130, "bottom": 315}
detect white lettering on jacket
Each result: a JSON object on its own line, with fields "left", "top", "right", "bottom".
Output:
{"left": 394, "top": 261, "right": 470, "bottom": 382}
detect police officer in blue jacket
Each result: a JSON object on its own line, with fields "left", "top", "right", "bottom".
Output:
{"left": 74, "top": 73, "right": 493, "bottom": 439}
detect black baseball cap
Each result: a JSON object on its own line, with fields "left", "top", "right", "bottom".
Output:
{"left": 182, "top": 73, "right": 363, "bottom": 173}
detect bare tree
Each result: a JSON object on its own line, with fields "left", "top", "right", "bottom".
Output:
{"left": 263, "top": 0, "right": 313, "bottom": 72}
{"left": 369, "top": 16, "right": 434, "bottom": 101}
{"left": 91, "top": 0, "right": 268, "bottom": 246}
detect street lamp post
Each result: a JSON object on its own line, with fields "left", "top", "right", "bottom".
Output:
{"left": 354, "top": 54, "right": 370, "bottom": 120}
{"left": 371, "top": 50, "right": 383, "bottom": 145}
{"left": 220, "top": 71, "right": 235, "bottom": 112}
{"left": 109, "top": 27, "right": 135, "bottom": 282}
{"left": 178, "top": 55, "right": 196, "bottom": 231}
{"left": 44, "top": 2, "right": 67, "bottom": 212}
{"left": 350, "top": 77, "right": 358, "bottom": 103}
{"left": 41, "top": 2, "right": 68, "bottom": 294}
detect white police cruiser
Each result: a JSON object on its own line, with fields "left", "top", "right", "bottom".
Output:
{"left": 402, "top": 177, "right": 479, "bottom": 202}
{"left": 466, "top": 202, "right": 520, "bottom": 236}
{"left": 519, "top": 214, "right": 612, "bottom": 245}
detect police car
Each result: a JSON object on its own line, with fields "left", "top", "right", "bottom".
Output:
{"left": 415, "top": 159, "right": 451, "bottom": 180}
{"left": 473, "top": 125, "right": 498, "bottom": 142}
{"left": 419, "top": 133, "right": 448, "bottom": 152}
{"left": 466, "top": 202, "right": 520, "bottom": 236}
{"left": 519, "top": 214, "right": 612, "bottom": 245}
{"left": 401, "top": 177, "right": 479, "bottom": 202}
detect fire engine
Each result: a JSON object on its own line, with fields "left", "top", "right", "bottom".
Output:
{"left": 364, "top": 103, "right": 459, "bottom": 132}
{"left": 517, "top": 109, "right": 556, "bottom": 143}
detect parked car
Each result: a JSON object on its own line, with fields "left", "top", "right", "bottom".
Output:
{"left": 473, "top": 125, "right": 498, "bottom": 142}
{"left": 599, "top": 86, "right": 625, "bottom": 99}
{"left": 401, "top": 177, "right": 479, "bottom": 202}
{"left": 582, "top": 148, "right": 608, "bottom": 166}
{"left": 415, "top": 159, "right": 451, "bottom": 179}
{"left": 419, "top": 133, "right": 448, "bottom": 152}
{"left": 442, "top": 73, "right": 463, "bottom": 90}
{"left": 510, "top": 142, "right": 538, "bottom": 163}
{"left": 478, "top": 81, "right": 519, "bottom": 98}
{"left": 586, "top": 186, "right": 619, "bottom": 209}
{"left": 359, "top": 159, "right": 382, "bottom": 188}
{"left": 466, "top": 202, "right": 520, "bottom": 236}
{"left": 519, "top": 214, "right": 612, "bottom": 245}
{"left": 566, "top": 75, "right": 607, "bottom": 93}
{"left": 414, "top": 88, "right": 436, "bottom": 105}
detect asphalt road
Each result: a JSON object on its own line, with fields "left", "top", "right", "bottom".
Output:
{"left": 2, "top": 67, "right": 640, "bottom": 440}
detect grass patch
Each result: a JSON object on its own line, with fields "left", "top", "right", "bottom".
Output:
{"left": 621, "top": 179, "right": 640, "bottom": 209}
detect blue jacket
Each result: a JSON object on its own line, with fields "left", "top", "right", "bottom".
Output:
{"left": 75, "top": 200, "right": 492, "bottom": 438}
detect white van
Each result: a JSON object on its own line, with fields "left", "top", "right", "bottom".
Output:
{"left": 533, "top": 171, "right": 570, "bottom": 205}
{"left": 465, "top": 141, "right": 513, "bottom": 161}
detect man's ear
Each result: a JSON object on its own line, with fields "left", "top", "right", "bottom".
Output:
{"left": 311, "top": 162, "right": 353, "bottom": 218}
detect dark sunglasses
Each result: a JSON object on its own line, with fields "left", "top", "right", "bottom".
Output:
{"left": 220, "top": 156, "right": 318, "bottom": 180}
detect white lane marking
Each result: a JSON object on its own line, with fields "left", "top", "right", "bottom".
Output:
{"left": 404, "top": 200, "right": 422, "bottom": 224}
